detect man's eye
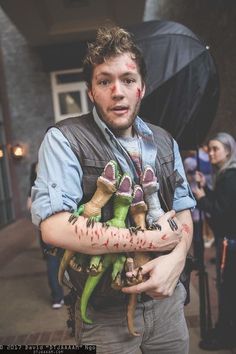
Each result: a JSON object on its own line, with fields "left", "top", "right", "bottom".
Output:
{"left": 123, "top": 78, "right": 136, "bottom": 84}
{"left": 98, "top": 80, "right": 110, "bottom": 86}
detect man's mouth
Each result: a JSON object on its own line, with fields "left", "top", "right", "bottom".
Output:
{"left": 111, "top": 105, "right": 129, "bottom": 114}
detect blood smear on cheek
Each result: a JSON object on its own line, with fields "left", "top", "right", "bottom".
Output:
{"left": 136, "top": 88, "right": 141, "bottom": 99}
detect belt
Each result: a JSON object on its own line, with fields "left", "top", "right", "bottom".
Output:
{"left": 91, "top": 293, "right": 152, "bottom": 310}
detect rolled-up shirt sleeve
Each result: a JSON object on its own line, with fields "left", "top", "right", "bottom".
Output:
{"left": 172, "top": 140, "right": 196, "bottom": 212}
{"left": 31, "top": 127, "right": 83, "bottom": 227}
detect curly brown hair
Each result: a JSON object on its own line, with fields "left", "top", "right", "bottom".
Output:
{"left": 83, "top": 26, "right": 146, "bottom": 88}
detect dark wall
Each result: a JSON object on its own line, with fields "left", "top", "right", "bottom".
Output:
{"left": 144, "top": 0, "right": 236, "bottom": 139}
{"left": 0, "top": 8, "right": 54, "bottom": 215}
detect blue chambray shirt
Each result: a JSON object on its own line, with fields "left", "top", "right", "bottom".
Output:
{"left": 31, "top": 108, "right": 196, "bottom": 227}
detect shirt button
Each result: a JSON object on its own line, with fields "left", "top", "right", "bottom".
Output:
{"left": 52, "top": 183, "right": 57, "bottom": 188}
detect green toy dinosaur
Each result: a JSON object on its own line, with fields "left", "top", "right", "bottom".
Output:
{"left": 58, "top": 160, "right": 120, "bottom": 286}
{"left": 80, "top": 173, "right": 133, "bottom": 324}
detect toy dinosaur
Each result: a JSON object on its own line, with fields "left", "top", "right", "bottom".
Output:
{"left": 126, "top": 165, "right": 171, "bottom": 336}
{"left": 141, "top": 165, "right": 178, "bottom": 231}
{"left": 58, "top": 160, "right": 120, "bottom": 286}
{"left": 80, "top": 173, "right": 133, "bottom": 323}
{"left": 127, "top": 184, "right": 149, "bottom": 336}
{"left": 141, "top": 165, "right": 164, "bottom": 227}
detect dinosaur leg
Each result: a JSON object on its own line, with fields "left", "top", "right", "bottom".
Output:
{"left": 69, "top": 253, "right": 89, "bottom": 272}
{"left": 87, "top": 255, "right": 103, "bottom": 275}
{"left": 111, "top": 254, "right": 126, "bottom": 290}
{"left": 125, "top": 257, "right": 142, "bottom": 337}
{"left": 80, "top": 254, "right": 115, "bottom": 324}
{"left": 126, "top": 185, "right": 150, "bottom": 336}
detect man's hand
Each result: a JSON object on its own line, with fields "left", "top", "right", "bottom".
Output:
{"left": 122, "top": 252, "right": 184, "bottom": 298}
{"left": 122, "top": 209, "right": 193, "bottom": 299}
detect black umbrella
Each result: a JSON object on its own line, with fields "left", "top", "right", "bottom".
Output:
{"left": 129, "top": 20, "right": 220, "bottom": 150}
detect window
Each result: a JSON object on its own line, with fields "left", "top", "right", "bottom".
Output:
{"left": 50, "top": 69, "right": 93, "bottom": 122}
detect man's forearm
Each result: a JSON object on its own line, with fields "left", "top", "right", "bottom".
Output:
{"left": 170, "top": 209, "right": 193, "bottom": 264}
{"left": 41, "top": 211, "right": 181, "bottom": 255}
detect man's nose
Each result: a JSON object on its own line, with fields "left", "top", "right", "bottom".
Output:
{"left": 111, "top": 82, "right": 124, "bottom": 99}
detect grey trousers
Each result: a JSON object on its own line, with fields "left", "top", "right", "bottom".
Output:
{"left": 75, "top": 282, "right": 189, "bottom": 354}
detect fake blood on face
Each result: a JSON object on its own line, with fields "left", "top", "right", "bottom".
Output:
{"left": 182, "top": 223, "right": 190, "bottom": 235}
{"left": 136, "top": 88, "right": 142, "bottom": 99}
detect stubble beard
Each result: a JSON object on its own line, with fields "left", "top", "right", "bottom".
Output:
{"left": 93, "top": 99, "right": 142, "bottom": 136}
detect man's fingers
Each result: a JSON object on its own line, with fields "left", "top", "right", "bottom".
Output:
{"left": 146, "top": 291, "right": 167, "bottom": 299}
{"left": 122, "top": 277, "right": 153, "bottom": 294}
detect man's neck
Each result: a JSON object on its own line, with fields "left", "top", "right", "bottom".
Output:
{"left": 113, "top": 126, "right": 134, "bottom": 139}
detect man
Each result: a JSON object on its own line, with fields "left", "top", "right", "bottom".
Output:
{"left": 32, "top": 26, "right": 195, "bottom": 354}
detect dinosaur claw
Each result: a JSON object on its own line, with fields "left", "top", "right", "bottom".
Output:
{"left": 69, "top": 259, "right": 83, "bottom": 272}
{"left": 68, "top": 215, "right": 76, "bottom": 223}
{"left": 111, "top": 273, "right": 124, "bottom": 290}
{"left": 148, "top": 222, "right": 162, "bottom": 231}
{"left": 72, "top": 217, "right": 79, "bottom": 225}
{"left": 167, "top": 218, "right": 178, "bottom": 231}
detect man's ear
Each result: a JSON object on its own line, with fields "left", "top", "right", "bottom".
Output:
{"left": 141, "top": 83, "right": 146, "bottom": 99}
{"left": 87, "top": 88, "right": 94, "bottom": 103}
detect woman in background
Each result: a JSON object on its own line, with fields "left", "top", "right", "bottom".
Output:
{"left": 193, "top": 132, "right": 236, "bottom": 350}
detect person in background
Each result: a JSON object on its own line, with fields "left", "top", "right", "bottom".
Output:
{"left": 27, "top": 161, "right": 64, "bottom": 309}
{"left": 183, "top": 156, "right": 203, "bottom": 260}
{"left": 193, "top": 132, "right": 236, "bottom": 350}
{"left": 184, "top": 146, "right": 214, "bottom": 249}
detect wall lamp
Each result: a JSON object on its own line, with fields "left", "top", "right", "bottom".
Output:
{"left": 11, "top": 144, "right": 25, "bottom": 159}
{"left": 0, "top": 147, "right": 4, "bottom": 159}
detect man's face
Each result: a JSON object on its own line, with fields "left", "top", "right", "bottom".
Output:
{"left": 88, "top": 53, "right": 145, "bottom": 137}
